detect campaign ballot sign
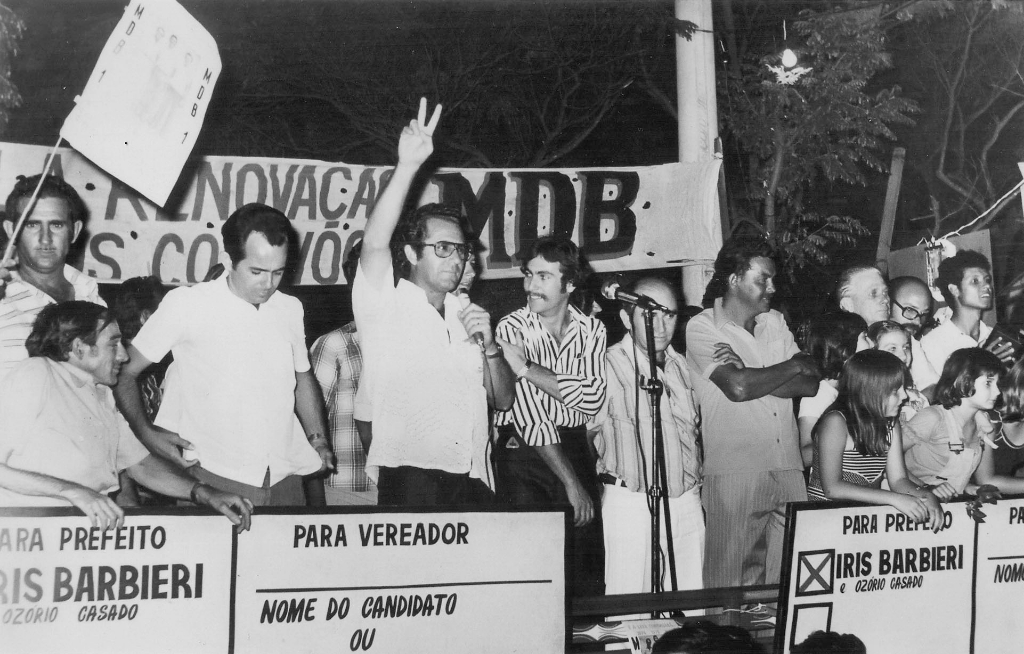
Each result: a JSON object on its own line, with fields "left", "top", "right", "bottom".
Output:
{"left": 972, "top": 497, "right": 1024, "bottom": 654}
{"left": 776, "top": 499, "right": 1024, "bottom": 654}
{"left": 230, "top": 508, "right": 567, "bottom": 654}
{"left": 0, "top": 508, "right": 233, "bottom": 654}
{"left": 60, "top": 0, "right": 220, "bottom": 206}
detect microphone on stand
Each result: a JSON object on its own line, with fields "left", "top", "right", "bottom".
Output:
{"left": 455, "top": 288, "right": 486, "bottom": 351}
{"left": 600, "top": 279, "right": 675, "bottom": 314}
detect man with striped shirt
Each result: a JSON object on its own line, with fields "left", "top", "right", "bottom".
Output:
{"left": 0, "top": 175, "right": 102, "bottom": 385}
{"left": 589, "top": 277, "right": 703, "bottom": 596}
{"left": 494, "top": 236, "right": 608, "bottom": 596}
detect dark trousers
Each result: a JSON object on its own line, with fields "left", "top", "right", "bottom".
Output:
{"left": 377, "top": 466, "right": 493, "bottom": 507}
{"left": 493, "top": 424, "right": 605, "bottom": 597}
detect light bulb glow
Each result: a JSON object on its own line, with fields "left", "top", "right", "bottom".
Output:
{"left": 781, "top": 48, "right": 798, "bottom": 68}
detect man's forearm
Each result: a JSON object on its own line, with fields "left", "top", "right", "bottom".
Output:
{"left": 770, "top": 372, "right": 821, "bottom": 398}
{"left": 520, "top": 363, "right": 564, "bottom": 402}
{"left": 486, "top": 353, "right": 517, "bottom": 411}
{"left": 126, "top": 455, "right": 195, "bottom": 500}
{"left": 714, "top": 358, "right": 813, "bottom": 402}
{"left": 534, "top": 443, "right": 582, "bottom": 493}
{"left": 295, "top": 370, "right": 329, "bottom": 440}
{"left": 0, "top": 463, "right": 81, "bottom": 502}
{"left": 113, "top": 370, "right": 157, "bottom": 444}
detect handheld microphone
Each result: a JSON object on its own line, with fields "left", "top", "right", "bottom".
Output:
{"left": 455, "top": 288, "right": 486, "bottom": 350}
{"left": 601, "top": 280, "right": 675, "bottom": 314}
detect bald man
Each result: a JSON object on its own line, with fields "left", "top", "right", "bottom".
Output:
{"left": 889, "top": 276, "right": 939, "bottom": 391}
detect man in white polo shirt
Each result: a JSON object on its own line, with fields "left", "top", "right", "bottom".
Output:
{"left": 354, "top": 99, "right": 516, "bottom": 506}
{"left": 115, "top": 204, "right": 333, "bottom": 506}
{"left": 0, "top": 174, "right": 103, "bottom": 384}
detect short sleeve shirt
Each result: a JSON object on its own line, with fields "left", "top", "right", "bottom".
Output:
{"left": 0, "top": 358, "right": 149, "bottom": 507}
{"left": 685, "top": 298, "right": 802, "bottom": 474}
{"left": 0, "top": 265, "right": 104, "bottom": 384}
{"left": 131, "top": 276, "right": 320, "bottom": 486}
{"left": 352, "top": 261, "right": 488, "bottom": 483}
{"left": 921, "top": 319, "right": 991, "bottom": 379}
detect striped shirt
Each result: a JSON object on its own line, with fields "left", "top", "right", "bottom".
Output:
{"left": 310, "top": 321, "right": 373, "bottom": 492}
{"left": 495, "top": 305, "right": 607, "bottom": 446}
{"left": 590, "top": 335, "right": 701, "bottom": 497}
{"left": 807, "top": 412, "right": 888, "bottom": 501}
{"left": 0, "top": 265, "right": 104, "bottom": 384}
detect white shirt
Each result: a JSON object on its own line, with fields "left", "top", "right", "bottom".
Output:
{"left": 920, "top": 319, "right": 992, "bottom": 380}
{"left": 799, "top": 379, "right": 839, "bottom": 422}
{"left": 131, "top": 276, "right": 320, "bottom": 486}
{"left": 910, "top": 337, "right": 940, "bottom": 390}
{"left": 0, "top": 358, "right": 149, "bottom": 507}
{"left": 352, "top": 261, "right": 488, "bottom": 483}
{"left": 0, "top": 265, "right": 104, "bottom": 384}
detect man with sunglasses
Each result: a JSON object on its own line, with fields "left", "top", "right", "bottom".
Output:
{"left": 889, "top": 275, "right": 939, "bottom": 391}
{"left": 352, "top": 99, "right": 516, "bottom": 507}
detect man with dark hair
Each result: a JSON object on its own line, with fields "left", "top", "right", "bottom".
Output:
{"left": 494, "top": 235, "right": 608, "bottom": 596}
{"left": 686, "top": 236, "right": 819, "bottom": 587}
{"left": 889, "top": 275, "right": 939, "bottom": 391}
{"left": 115, "top": 203, "right": 334, "bottom": 506}
{"left": 309, "top": 241, "right": 377, "bottom": 506}
{"left": 0, "top": 174, "right": 102, "bottom": 383}
{"left": 0, "top": 301, "right": 252, "bottom": 531}
{"left": 922, "top": 249, "right": 1012, "bottom": 374}
{"left": 590, "top": 276, "right": 703, "bottom": 595}
{"left": 353, "top": 99, "right": 515, "bottom": 507}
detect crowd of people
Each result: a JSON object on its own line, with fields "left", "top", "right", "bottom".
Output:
{"left": 1, "top": 101, "right": 1023, "bottom": 651}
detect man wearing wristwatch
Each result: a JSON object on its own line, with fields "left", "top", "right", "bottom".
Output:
{"left": 115, "top": 204, "right": 334, "bottom": 507}
{"left": 352, "top": 99, "right": 516, "bottom": 506}
{"left": 493, "top": 236, "right": 608, "bottom": 596}
{"left": 0, "top": 301, "right": 252, "bottom": 531}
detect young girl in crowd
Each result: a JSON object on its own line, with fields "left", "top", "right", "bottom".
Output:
{"left": 867, "top": 320, "right": 928, "bottom": 421}
{"left": 904, "top": 348, "right": 1024, "bottom": 497}
{"left": 807, "top": 350, "right": 946, "bottom": 532}
{"left": 991, "top": 357, "right": 1024, "bottom": 477}
{"left": 798, "top": 312, "right": 866, "bottom": 468}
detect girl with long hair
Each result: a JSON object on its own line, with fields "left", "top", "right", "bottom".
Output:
{"left": 904, "top": 348, "right": 1024, "bottom": 496}
{"left": 808, "top": 350, "right": 946, "bottom": 532}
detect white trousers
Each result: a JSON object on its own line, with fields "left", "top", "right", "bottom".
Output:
{"left": 602, "top": 483, "right": 704, "bottom": 595}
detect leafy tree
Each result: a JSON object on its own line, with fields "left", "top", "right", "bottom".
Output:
{"left": 0, "top": 3, "right": 22, "bottom": 135}
{"left": 718, "top": 6, "right": 915, "bottom": 278}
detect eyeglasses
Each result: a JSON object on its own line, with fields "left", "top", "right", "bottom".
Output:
{"left": 892, "top": 298, "right": 925, "bottom": 321}
{"left": 419, "top": 241, "right": 471, "bottom": 260}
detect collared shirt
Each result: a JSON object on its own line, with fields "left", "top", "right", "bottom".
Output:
{"left": 0, "top": 265, "right": 104, "bottom": 384}
{"left": 920, "top": 319, "right": 992, "bottom": 379}
{"left": 590, "top": 335, "right": 701, "bottom": 497}
{"left": 352, "top": 261, "right": 488, "bottom": 482}
{"left": 685, "top": 298, "right": 802, "bottom": 474}
{"left": 0, "top": 357, "right": 150, "bottom": 507}
{"left": 310, "top": 321, "right": 373, "bottom": 492}
{"left": 494, "top": 305, "right": 607, "bottom": 446}
{"left": 910, "top": 336, "right": 940, "bottom": 390}
{"left": 131, "top": 275, "right": 320, "bottom": 487}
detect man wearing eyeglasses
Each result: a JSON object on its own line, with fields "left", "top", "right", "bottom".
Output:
{"left": 352, "top": 99, "right": 516, "bottom": 507}
{"left": 889, "top": 276, "right": 939, "bottom": 391}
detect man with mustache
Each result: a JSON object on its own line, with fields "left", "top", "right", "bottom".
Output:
{"left": 686, "top": 236, "right": 819, "bottom": 588}
{"left": 494, "top": 236, "right": 608, "bottom": 596}
{"left": 0, "top": 174, "right": 103, "bottom": 384}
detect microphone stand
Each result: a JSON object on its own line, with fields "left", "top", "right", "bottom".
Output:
{"left": 638, "top": 307, "right": 678, "bottom": 602}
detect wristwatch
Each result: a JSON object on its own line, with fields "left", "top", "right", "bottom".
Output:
{"left": 485, "top": 343, "right": 504, "bottom": 358}
{"left": 516, "top": 360, "right": 532, "bottom": 380}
